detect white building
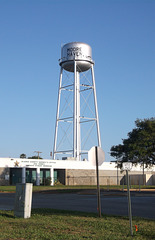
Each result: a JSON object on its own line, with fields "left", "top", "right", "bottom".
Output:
{"left": 0, "top": 157, "right": 155, "bottom": 186}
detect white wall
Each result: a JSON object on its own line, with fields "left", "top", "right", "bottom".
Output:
{"left": 0, "top": 157, "right": 155, "bottom": 172}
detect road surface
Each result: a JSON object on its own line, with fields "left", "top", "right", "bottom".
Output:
{"left": 0, "top": 191, "right": 154, "bottom": 219}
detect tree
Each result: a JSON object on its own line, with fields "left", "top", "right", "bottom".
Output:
{"left": 110, "top": 118, "right": 155, "bottom": 167}
{"left": 28, "top": 156, "right": 43, "bottom": 159}
{"left": 20, "top": 153, "right": 26, "bottom": 159}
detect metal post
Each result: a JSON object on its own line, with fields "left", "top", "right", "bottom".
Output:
{"left": 117, "top": 161, "right": 119, "bottom": 185}
{"left": 107, "top": 178, "right": 109, "bottom": 191}
{"left": 95, "top": 146, "right": 101, "bottom": 217}
{"left": 126, "top": 170, "right": 133, "bottom": 236}
{"left": 22, "top": 167, "right": 26, "bottom": 184}
{"left": 143, "top": 161, "right": 145, "bottom": 185}
{"left": 50, "top": 168, "right": 54, "bottom": 186}
{"left": 36, "top": 168, "right": 40, "bottom": 186}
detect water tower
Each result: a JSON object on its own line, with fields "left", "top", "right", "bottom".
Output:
{"left": 53, "top": 42, "right": 101, "bottom": 160}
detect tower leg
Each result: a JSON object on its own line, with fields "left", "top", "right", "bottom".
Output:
{"left": 53, "top": 67, "right": 63, "bottom": 160}
{"left": 77, "top": 71, "right": 81, "bottom": 161}
{"left": 91, "top": 65, "right": 101, "bottom": 148}
{"left": 73, "top": 63, "right": 81, "bottom": 160}
{"left": 73, "top": 62, "right": 77, "bottom": 158}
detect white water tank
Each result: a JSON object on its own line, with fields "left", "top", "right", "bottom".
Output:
{"left": 59, "top": 42, "right": 94, "bottom": 72}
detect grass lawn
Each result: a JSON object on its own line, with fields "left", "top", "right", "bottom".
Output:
{"left": 0, "top": 185, "right": 155, "bottom": 193}
{"left": 0, "top": 209, "right": 154, "bottom": 240}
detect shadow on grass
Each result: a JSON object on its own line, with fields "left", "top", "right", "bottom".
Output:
{"left": 0, "top": 212, "right": 15, "bottom": 219}
{"left": 32, "top": 208, "right": 97, "bottom": 217}
{"left": 32, "top": 208, "right": 155, "bottom": 221}
{"left": 31, "top": 208, "right": 129, "bottom": 220}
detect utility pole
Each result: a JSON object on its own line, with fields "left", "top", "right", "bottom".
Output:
{"left": 34, "top": 151, "right": 42, "bottom": 159}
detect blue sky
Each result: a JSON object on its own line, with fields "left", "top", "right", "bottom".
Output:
{"left": 0, "top": 0, "right": 154, "bottom": 161}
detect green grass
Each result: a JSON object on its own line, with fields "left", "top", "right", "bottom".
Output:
{"left": 0, "top": 185, "right": 16, "bottom": 192}
{"left": 0, "top": 185, "right": 154, "bottom": 193}
{"left": 0, "top": 209, "right": 154, "bottom": 239}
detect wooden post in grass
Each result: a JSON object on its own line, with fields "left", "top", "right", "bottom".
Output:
{"left": 95, "top": 146, "right": 101, "bottom": 217}
{"left": 88, "top": 146, "right": 105, "bottom": 218}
